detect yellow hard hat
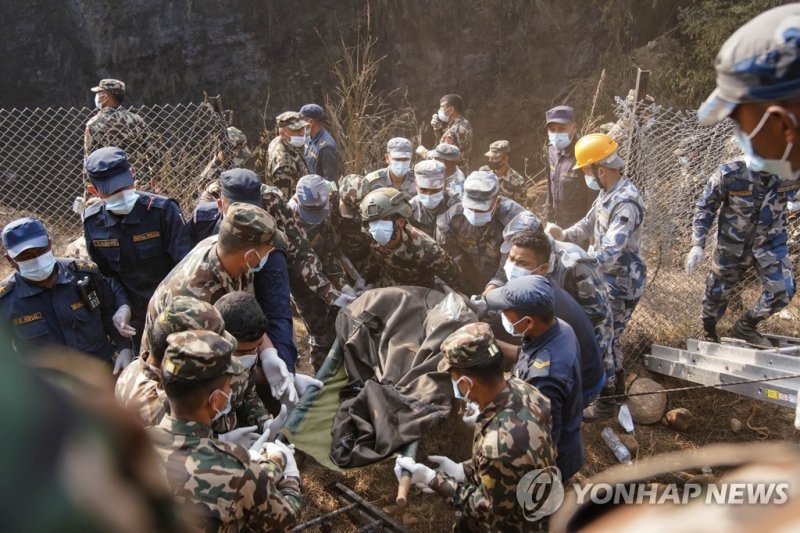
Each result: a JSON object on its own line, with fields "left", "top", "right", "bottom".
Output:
{"left": 573, "top": 133, "right": 619, "bottom": 170}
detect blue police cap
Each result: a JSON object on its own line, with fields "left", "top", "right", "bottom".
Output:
{"left": 220, "top": 169, "right": 262, "bottom": 206}
{"left": 85, "top": 147, "right": 135, "bottom": 195}
{"left": 698, "top": 4, "right": 800, "bottom": 125}
{"left": 295, "top": 174, "right": 329, "bottom": 225}
{"left": 2, "top": 217, "right": 49, "bottom": 258}
{"left": 485, "top": 274, "right": 554, "bottom": 315}
{"left": 545, "top": 105, "right": 575, "bottom": 125}
{"left": 299, "top": 103, "right": 325, "bottom": 120}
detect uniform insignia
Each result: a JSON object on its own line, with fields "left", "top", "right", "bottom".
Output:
{"left": 71, "top": 301, "right": 85, "bottom": 311}
{"left": 93, "top": 239, "right": 120, "bottom": 248}
{"left": 533, "top": 359, "right": 551, "bottom": 369}
{"left": 12, "top": 312, "right": 43, "bottom": 326}
{"left": 133, "top": 231, "right": 161, "bottom": 242}
{"left": 728, "top": 190, "right": 752, "bottom": 197}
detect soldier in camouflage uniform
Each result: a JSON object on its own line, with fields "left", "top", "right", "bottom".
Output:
{"left": 266, "top": 112, "right": 310, "bottom": 198}
{"left": 199, "top": 126, "right": 255, "bottom": 185}
{"left": 360, "top": 187, "right": 464, "bottom": 291}
{"left": 436, "top": 171, "right": 525, "bottom": 295}
{"left": 480, "top": 140, "right": 527, "bottom": 206}
{"left": 288, "top": 174, "right": 353, "bottom": 368}
{"left": 149, "top": 329, "right": 303, "bottom": 531}
{"left": 408, "top": 160, "right": 460, "bottom": 238}
{"left": 430, "top": 143, "right": 466, "bottom": 198}
{"left": 394, "top": 322, "right": 556, "bottom": 532}
{"left": 686, "top": 160, "right": 798, "bottom": 346}
{"left": 360, "top": 137, "right": 417, "bottom": 200}
{"left": 334, "top": 174, "right": 373, "bottom": 276}
{"left": 426, "top": 94, "right": 473, "bottom": 173}
{"left": 547, "top": 133, "right": 645, "bottom": 419}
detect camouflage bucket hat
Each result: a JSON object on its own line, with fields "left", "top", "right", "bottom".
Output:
{"left": 91, "top": 79, "right": 126, "bottom": 96}
{"left": 220, "top": 203, "right": 276, "bottom": 245}
{"left": 162, "top": 329, "right": 235, "bottom": 381}
{"left": 339, "top": 174, "right": 365, "bottom": 219}
{"left": 157, "top": 296, "right": 236, "bottom": 347}
{"left": 437, "top": 322, "right": 501, "bottom": 371}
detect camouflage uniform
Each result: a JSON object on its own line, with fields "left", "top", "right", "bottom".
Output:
{"left": 437, "top": 197, "right": 526, "bottom": 295}
{"left": 198, "top": 127, "right": 254, "bottom": 185}
{"left": 434, "top": 115, "right": 473, "bottom": 172}
{"left": 266, "top": 134, "right": 309, "bottom": 199}
{"left": 480, "top": 164, "right": 526, "bottom": 206}
{"left": 361, "top": 168, "right": 417, "bottom": 201}
{"left": 446, "top": 168, "right": 466, "bottom": 198}
{"left": 148, "top": 330, "right": 302, "bottom": 531}
{"left": 334, "top": 174, "right": 373, "bottom": 272}
{"left": 433, "top": 322, "right": 556, "bottom": 532}
{"left": 692, "top": 161, "right": 798, "bottom": 322}
{"left": 364, "top": 223, "right": 464, "bottom": 291}
{"left": 562, "top": 176, "right": 645, "bottom": 370}
{"left": 409, "top": 191, "right": 460, "bottom": 238}
{"left": 115, "top": 357, "right": 168, "bottom": 427}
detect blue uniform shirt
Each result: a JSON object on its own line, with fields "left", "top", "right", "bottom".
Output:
{"left": 83, "top": 192, "right": 191, "bottom": 314}
{"left": 0, "top": 259, "right": 132, "bottom": 361}
{"left": 305, "top": 128, "right": 340, "bottom": 183}
{"left": 517, "top": 318, "right": 584, "bottom": 480}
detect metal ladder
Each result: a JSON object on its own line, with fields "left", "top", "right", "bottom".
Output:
{"left": 643, "top": 334, "right": 800, "bottom": 408}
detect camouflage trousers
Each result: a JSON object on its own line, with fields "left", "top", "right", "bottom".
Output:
{"left": 608, "top": 296, "right": 640, "bottom": 382}
{"left": 703, "top": 251, "right": 795, "bottom": 322}
{"left": 288, "top": 269, "right": 337, "bottom": 368}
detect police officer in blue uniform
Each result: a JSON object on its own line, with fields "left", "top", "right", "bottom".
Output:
{"left": 485, "top": 274, "right": 584, "bottom": 480}
{"left": 0, "top": 217, "right": 134, "bottom": 373}
{"left": 83, "top": 146, "right": 191, "bottom": 351}
{"left": 299, "top": 104, "right": 341, "bottom": 184}
{"left": 186, "top": 169, "right": 299, "bottom": 372}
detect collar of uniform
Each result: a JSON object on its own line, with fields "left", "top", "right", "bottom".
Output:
{"left": 15, "top": 262, "right": 73, "bottom": 298}
{"left": 522, "top": 319, "right": 561, "bottom": 353}
{"left": 209, "top": 241, "right": 247, "bottom": 291}
{"left": 158, "top": 414, "right": 214, "bottom": 438}
{"left": 476, "top": 381, "right": 514, "bottom": 426}
{"left": 605, "top": 176, "right": 627, "bottom": 197}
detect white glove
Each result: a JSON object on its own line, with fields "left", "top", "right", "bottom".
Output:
{"left": 249, "top": 427, "right": 272, "bottom": 452}
{"left": 430, "top": 114, "right": 440, "bottom": 129}
{"left": 333, "top": 290, "right": 356, "bottom": 309}
{"left": 113, "top": 348, "right": 133, "bottom": 376}
{"left": 265, "top": 440, "right": 299, "bottom": 478}
{"left": 281, "top": 374, "right": 299, "bottom": 405}
{"left": 353, "top": 275, "right": 367, "bottom": 294}
{"left": 788, "top": 201, "right": 800, "bottom": 212}
{"left": 218, "top": 425, "right": 260, "bottom": 448}
{"left": 394, "top": 456, "right": 435, "bottom": 487}
{"left": 545, "top": 222, "right": 564, "bottom": 241}
{"left": 260, "top": 347, "right": 291, "bottom": 399}
{"left": 462, "top": 401, "right": 480, "bottom": 426}
{"left": 341, "top": 284, "right": 357, "bottom": 298}
{"left": 469, "top": 295, "right": 488, "bottom": 316}
{"left": 294, "top": 373, "right": 323, "bottom": 396}
{"left": 265, "top": 404, "right": 289, "bottom": 436}
{"left": 415, "top": 145, "right": 428, "bottom": 157}
{"left": 428, "top": 455, "right": 466, "bottom": 482}
{"left": 112, "top": 305, "right": 136, "bottom": 337}
{"left": 685, "top": 245, "right": 704, "bottom": 275}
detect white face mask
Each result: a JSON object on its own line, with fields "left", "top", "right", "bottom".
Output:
{"left": 94, "top": 93, "right": 104, "bottom": 109}
{"left": 548, "top": 131, "right": 571, "bottom": 150}
{"left": 418, "top": 191, "right": 444, "bottom": 209}
{"left": 437, "top": 108, "right": 449, "bottom": 123}
{"left": 237, "top": 354, "right": 258, "bottom": 370}
{"left": 504, "top": 259, "right": 531, "bottom": 281}
{"left": 247, "top": 249, "right": 270, "bottom": 274}
{"left": 733, "top": 116, "right": 795, "bottom": 179}
{"left": 584, "top": 173, "right": 601, "bottom": 191}
{"left": 389, "top": 160, "right": 411, "bottom": 177}
{"left": 289, "top": 135, "right": 305, "bottom": 148}
{"left": 17, "top": 251, "right": 56, "bottom": 282}
{"left": 210, "top": 389, "right": 232, "bottom": 421}
{"left": 463, "top": 207, "right": 492, "bottom": 227}
{"left": 501, "top": 313, "right": 527, "bottom": 338}
{"left": 104, "top": 189, "right": 140, "bottom": 215}
{"left": 368, "top": 220, "right": 395, "bottom": 246}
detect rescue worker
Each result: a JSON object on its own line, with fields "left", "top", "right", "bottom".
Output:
{"left": 299, "top": 103, "right": 340, "bottom": 184}
{"left": 408, "top": 160, "right": 460, "bottom": 238}
{"left": 266, "top": 111, "right": 310, "bottom": 198}
{"left": 480, "top": 140, "right": 526, "bottom": 205}
{"left": 361, "top": 137, "right": 417, "bottom": 200}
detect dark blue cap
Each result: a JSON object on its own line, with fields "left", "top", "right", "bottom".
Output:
{"left": 545, "top": 105, "right": 575, "bottom": 125}
{"left": 2, "top": 217, "right": 49, "bottom": 258}
{"left": 485, "top": 274, "right": 554, "bottom": 315}
{"left": 85, "top": 147, "right": 135, "bottom": 195}
{"left": 295, "top": 174, "right": 330, "bottom": 225}
{"left": 299, "top": 103, "right": 325, "bottom": 120}
{"left": 220, "top": 169, "right": 262, "bottom": 206}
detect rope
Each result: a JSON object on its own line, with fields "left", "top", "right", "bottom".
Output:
{"left": 598, "top": 371, "right": 800, "bottom": 401}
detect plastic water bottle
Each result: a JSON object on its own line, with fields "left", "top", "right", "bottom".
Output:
{"left": 601, "top": 427, "right": 632, "bottom": 464}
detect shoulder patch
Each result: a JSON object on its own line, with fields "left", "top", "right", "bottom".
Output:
{"left": 83, "top": 201, "right": 104, "bottom": 219}
{"left": 0, "top": 277, "right": 15, "bottom": 298}
{"left": 70, "top": 259, "right": 100, "bottom": 274}
{"left": 720, "top": 160, "right": 747, "bottom": 175}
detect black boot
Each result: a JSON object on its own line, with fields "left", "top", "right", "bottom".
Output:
{"left": 583, "top": 379, "right": 619, "bottom": 421}
{"left": 702, "top": 318, "right": 720, "bottom": 343}
{"left": 731, "top": 311, "right": 772, "bottom": 348}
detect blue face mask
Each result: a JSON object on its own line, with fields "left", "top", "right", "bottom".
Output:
{"left": 17, "top": 251, "right": 56, "bottom": 282}
{"left": 584, "top": 173, "right": 601, "bottom": 191}
{"left": 451, "top": 376, "right": 473, "bottom": 401}
{"left": 418, "top": 191, "right": 444, "bottom": 210}
{"left": 464, "top": 207, "right": 493, "bottom": 227}
{"left": 210, "top": 389, "right": 232, "bottom": 421}
{"left": 389, "top": 160, "right": 411, "bottom": 177}
{"left": 368, "top": 220, "right": 395, "bottom": 246}
{"left": 548, "top": 131, "right": 571, "bottom": 151}
{"left": 501, "top": 313, "right": 527, "bottom": 337}
{"left": 733, "top": 121, "right": 794, "bottom": 179}
{"left": 247, "top": 249, "right": 270, "bottom": 274}
{"left": 104, "top": 189, "right": 139, "bottom": 215}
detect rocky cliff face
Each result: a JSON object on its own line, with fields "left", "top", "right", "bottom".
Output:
{"left": 0, "top": 0, "right": 679, "bottom": 171}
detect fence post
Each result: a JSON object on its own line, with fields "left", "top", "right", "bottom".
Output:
{"left": 626, "top": 68, "right": 651, "bottom": 188}
{"left": 206, "top": 94, "right": 234, "bottom": 173}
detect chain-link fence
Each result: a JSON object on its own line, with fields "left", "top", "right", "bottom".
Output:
{"left": 0, "top": 99, "right": 230, "bottom": 245}
{"left": 614, "top": 97, "right": 800, "bottom": 359}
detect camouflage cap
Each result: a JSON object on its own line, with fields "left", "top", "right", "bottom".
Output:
{"left": 339, "top": 174, "right": 365, "bottom": 219}
{"left": 161, "top": 330, "right": 235, "bottom": 381}
{"left": 276, "top": 111, "right": 306, "bottom": 130}
{"left": 156, "top": 296, "right": 237, "bottom": 348}
{"left": 414, "top": 160, "right": 446, "bottom": 188}
{"left": 437, "top": 322, "right": 501, "bottom": 371}
{"left": 226, "top": 127, "right": 248, "bottom": 147}
{"left": 431, "top": 143, "right": 460, "bottom": 162}
{"left": 462, "top": 171, "right": 499, "bottom": 211}
{"left": 91, "top": 79, "right": 126, "bottom": 96}
{"left": 387, "top": 137, "right": 413, "bottom": 158}
{"left": 220, "top": 203, "right": 277, "bottom": 245}
{"left": 501, "top": 211, "right": 543, "bottom": 253}
{"left": 484, "top": 140, "right": 511, "bottom": 157}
